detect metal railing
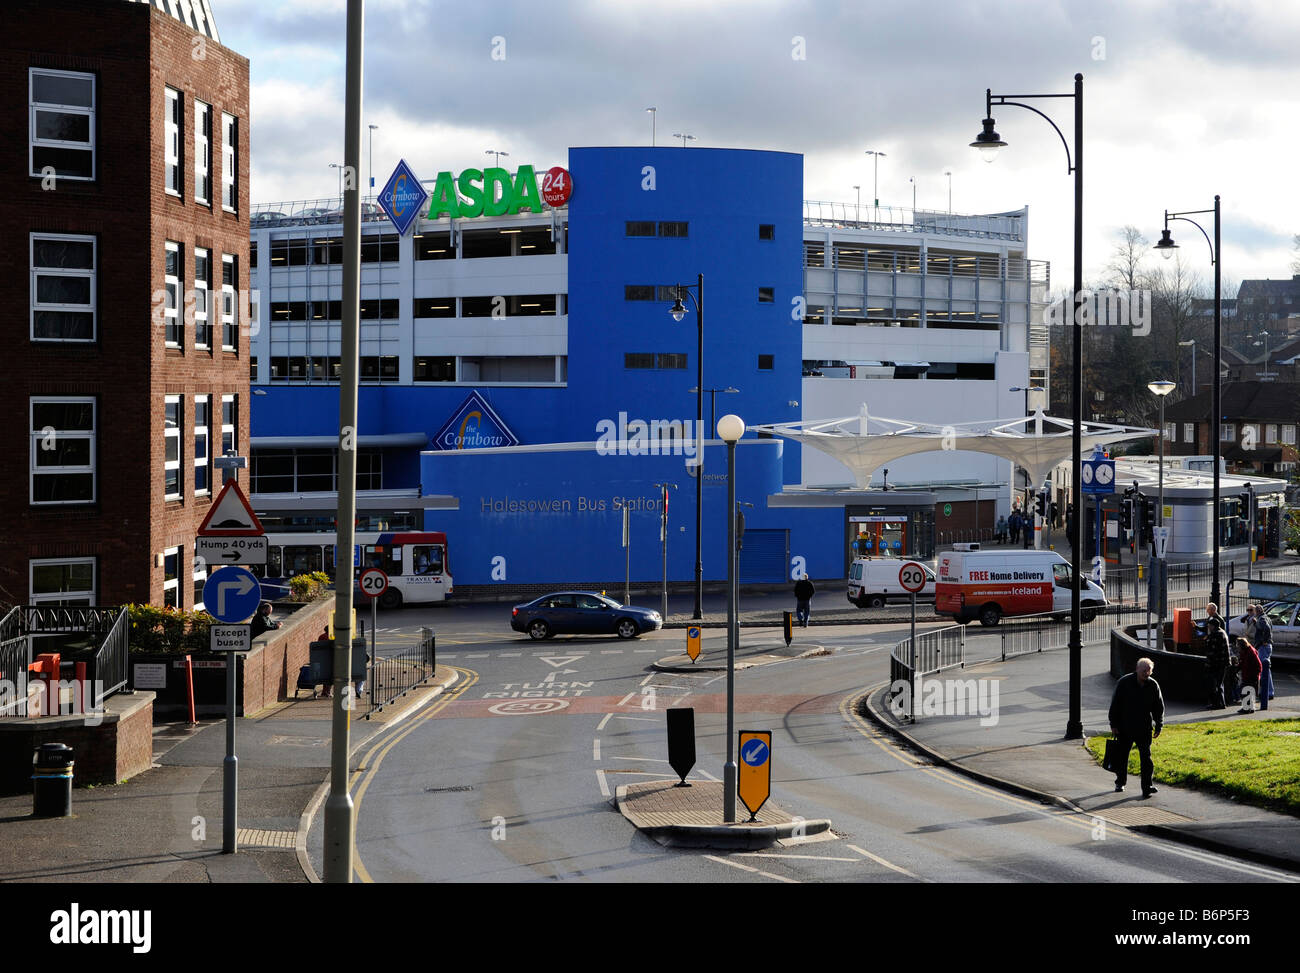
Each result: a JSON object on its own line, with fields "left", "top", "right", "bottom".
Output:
{"left": 91, "top": 608, "right": 129, "bottom": 706}
{"left": 0, "top": 604, "right": 127, "bottom": 716}
{"left": 935, "top": 528, "right": 998, "bottom": 546}
{"left": 0, "top": 635, "right": 27, "bottom": 714}
{"left": 363, "top": 626, "right": 436, "bottom": 716}
{"left": 802, "top": 201, "right": 1025, "bottom": 241}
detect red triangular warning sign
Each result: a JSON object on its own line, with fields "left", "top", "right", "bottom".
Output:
{"left": 197, "top": 481, "right": 265, "bottom": 536}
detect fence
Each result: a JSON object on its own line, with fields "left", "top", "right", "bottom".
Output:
{"left": 0, "top": 605, "right": 128, "bottom": 716}
{"left": 91, "top": 608, "right": 129, "bottom": 706}
{"left": 363, "top": 626, "right": 436, "bottom": 716}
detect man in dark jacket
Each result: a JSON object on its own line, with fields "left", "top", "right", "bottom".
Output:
{"left": 1108, "top": 657, "right": 1165, "bottom": 797}
{"left": 793, "top": 577, "right": 815, "bottom": 627}
{"left": 1203, "top": 617, "right": 1229, "bottom": 709}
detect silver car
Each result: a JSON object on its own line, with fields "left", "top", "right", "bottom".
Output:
{"left": 1227, "top": 601, "right": 1299, "bottom": 662}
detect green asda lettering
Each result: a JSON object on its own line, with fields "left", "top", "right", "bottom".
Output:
{"left": 427, "top": 165, "right": 544, "bottom": 219}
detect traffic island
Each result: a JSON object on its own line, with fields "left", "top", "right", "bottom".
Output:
{"left": 653, "top": 641, "right": 831, "bottom": 673}
{"left": 615, "top": 780, "right": 831, "bottom": 849}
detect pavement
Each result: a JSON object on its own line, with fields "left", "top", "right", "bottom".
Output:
{"left": 0, "top": 667, "right": 458, "bottom": 883}
{"left": 859, "top": 643, "right": 1300, "bottom": 872}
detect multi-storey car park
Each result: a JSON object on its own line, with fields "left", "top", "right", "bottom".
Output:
{"left": 247, "top": 146, "right": 1055, "bottom": 596}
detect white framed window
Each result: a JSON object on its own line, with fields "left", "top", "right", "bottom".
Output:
{"left": 1283, "top": 425, "right": 1297, "bottom": 445}
{"left": 164, "top": 86, "right": 182, "bottom": 195}
{"left": 194, "top": 395, "right": 211, "bottom": 495}
{"left": 163, "top": 546, "right": 180, "bottom": 609}
{"left": 194, "top": 247, "right": 211, "bottom": 348}
{"left": 31, "top": 233, "right": 96, "bottom": 342}
{"left": 30, "top": 67, "right": 95, "bottom": 180}
{"left": 30, "top": 397, "right": 96, "bottom": 505}
{"left": 165, "top": 241, "right": 182, "bottom": 347}
{"left": 1220, "top": 423, "right": 1234, "bottom": 441}
{"left": 221, "top": 253, "right": 237, "bottom": 349}
{"left": 1266, "top": 424, "right": 1278, "bottom": 443}
{"left": 221, "top": 394, "right": 237, "bottom": 455}
{"left": 1183, "top": 423, "right": 1194, "bottom": 443}
{"left": 221, "top": 112, "right": 238, "bottom": 211}
{"left": 165, "top": 395, "right": 181, "bottom": 500}
{"left": 30, "top": 558, "right": 96, "bottom": 607}
{"left": 192, "top": 550, "right": 207, "bottom": 611}
{"left": 194, "top": 100, "right": 210, "bottom": 204}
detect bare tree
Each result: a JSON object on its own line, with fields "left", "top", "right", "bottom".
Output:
{"left": 1292, "top": 233, "right": 1300, "bottom": 275}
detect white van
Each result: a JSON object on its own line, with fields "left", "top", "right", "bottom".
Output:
{"left": 934, "top": 549, "right": 1106, "bottom": 626}
{"left": 847, "top": 557, "right": 936, "bottom": 608}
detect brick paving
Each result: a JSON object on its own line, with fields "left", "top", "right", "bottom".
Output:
{"left": 619, "top": 780, "right": 795, "bottom": 828}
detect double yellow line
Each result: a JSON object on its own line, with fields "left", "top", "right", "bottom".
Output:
{"left": 351, "top": 666, "right": 478, "bottom": 883}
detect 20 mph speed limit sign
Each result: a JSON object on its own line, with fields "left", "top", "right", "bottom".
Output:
{"left": 358, "top": 568, "right": 389, "bottom": 599}
{"left": 898, "top": 561, "right": 928, "bottom": 593}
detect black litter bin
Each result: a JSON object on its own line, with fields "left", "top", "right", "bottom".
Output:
{"left": 32, "top": 743, "right": 74, "bottom": 817}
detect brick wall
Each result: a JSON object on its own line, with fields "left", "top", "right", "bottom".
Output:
{"left": 239, "top": 597, "right": 335, "bottom": 716}
{"left": 0, "top": 1, "right": 250, "bottom": 609}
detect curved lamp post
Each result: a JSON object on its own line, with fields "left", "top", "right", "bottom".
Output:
{"left": 973, "top": 73, "right": 1086, "bottom": 738}
{"left": 670, "top": 279, "right": 705, "bottom": 619}
{"left": 718, "top": 412, "right": 745, "bottom": 823}
{"left": 1155, "top": 197, "right": 1221, "bottom": 605}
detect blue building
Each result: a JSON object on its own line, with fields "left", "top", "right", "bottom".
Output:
{"left": 248, "top": 146, "right": 1048, "bottom": 594}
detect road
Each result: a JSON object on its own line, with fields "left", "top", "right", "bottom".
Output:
{"left": 308, "top": 601, "right": 1297, "bottom": 883}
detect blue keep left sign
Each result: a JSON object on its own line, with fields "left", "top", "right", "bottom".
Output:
{"left": 203, "top": 566, "right": 262, "bottom": 623}
{"left": 741, "top": 737, "right": 770, "bottom": 767}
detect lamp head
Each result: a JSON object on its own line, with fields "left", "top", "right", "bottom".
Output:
{"left": 1148, "top": 379, "right": 1176, "bottom": 397}
{"left": 1155, "top": 228, "right": 1178, "bottom": 260}
{"left": 669, "top": 296, "right": 687, "bottom": 322}
{"left": 717, "top": 414, "right": 745, "bottom": 443}
{"left": 970, "top": 118, "right": 1005, "bottom": 162}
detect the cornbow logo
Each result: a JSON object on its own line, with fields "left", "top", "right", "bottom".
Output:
{"left": 378, "top": 159, "right": 429, "bottom": 236}
{"left": 432, "top": 392, "right": 520, "bottom": 450}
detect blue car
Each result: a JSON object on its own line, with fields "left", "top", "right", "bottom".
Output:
{"left": 510, "top": 591, "right": 663, "bottom": 640}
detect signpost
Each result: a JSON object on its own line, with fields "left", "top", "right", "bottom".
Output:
{"left": 686, "top": 625, "right": 701, "bottom": 663}
{"left": 358, "top": 568, "right": 388, "bottom": 706}
{"left": 737, "top": 730, "right": 772, "bottom": 820}
{"left": 898, "top": 561, "right": 928, "bottom": 722}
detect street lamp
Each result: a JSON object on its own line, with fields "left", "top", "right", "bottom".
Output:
{"left": 1149, "top": 379, "right": 1176, "bottom": 642}
{"left": 368, "top": 124, "right": 378, "bottom": 197}
{"left": 672, "top": 132, "right": 696, "bottom": 147}
{"left": 853, "top": 185, "right": 860, "bottom": 224}
{"left": 485, "top": 149, "right": 509, "bottom": 167}
{"left": 974, "top": 73, "right": 1085, "bottom": 738}
{"left": 865, "top": 150, "right": 886, "bottom": 220}
{"left": 717, "top": 412, "right": 746, "bottom": 824}
{"left": 1154, "top": 196, "right": 1221, "bottom": 605}
{"left": 945, "top": 169, "right": 953, "bottom": 215}
{"left": 329, "top": 161, "right": 344, "bottom": 201}
{"left": 646, "top": 107, "right": 656, "bottom": 146}
{"left": 1009, "top": 385, "right": 1045, "bottom": 415}
{"left": 670, "top": 276, "right": 705, "bottom": 619}
{"left": 689, "top": 386, "right": 739, "bottom": 435}
{"left": 1178, "top": 339, "right": 1197, "bottom": 395}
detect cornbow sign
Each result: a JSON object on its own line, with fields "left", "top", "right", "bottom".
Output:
{"left": 378, "top": 158, "right": 429, "bottom": 236}
{"left": 432, "top": 392, "right": 520, "bottom": 450}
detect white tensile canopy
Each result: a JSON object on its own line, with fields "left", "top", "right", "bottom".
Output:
{"left": 751, "top": 405, "right": 1155, "bottom": 490}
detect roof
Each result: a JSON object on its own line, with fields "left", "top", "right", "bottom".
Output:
{"left": 126, "top": 0, "right": 220, "bottom": 41}
{"left": 1163, "top": 381, "right": 1300, "bottom": 422}
{"left": 1238, "top": 276, "right": 1300, "bottom": 301}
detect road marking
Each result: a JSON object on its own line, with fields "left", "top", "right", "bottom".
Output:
{"left": 597, "top": 713, "right": 613, "bottom": 731}
{"left": 465, "top": 653, "right": 489, "bottom": 658}
{"left": 351, "top": 666, "right": 479, "bottom": 883}
{"left": 600, "top": 649, "right": 623, "bottom": 654}
{"left": 613, "top": 715, "right": 658, "bottom": 722}
{"left": 639, "top": 674, "right": 656, "bottom": 686}
{"left": 616, "top": 692, "right": 637, "bottom": 707}
{"left": 488, "top": 699, "right": 570, "bottom": 716}
{"left": 539, "top": 655, "right": 585, "bottom": 667}
{"left": 596, "top": 769, "right": 610, "bottom": 797}
{"left": 704, "top": 854, "right": 799, "bottom": 884}
{"left": 696, "top": 768, "right": 721, "bottom": 782}
{"left": 441, "top": 654, "right": 457, "bottom": 659}
{"left": 501, "top": 652, "right": 522, "bottom": 657}
{"left": 634, "top": 648, "right": 656, "bottom": 653}
{"left": 737, "top": 852, "right": 860, "bottom": 863}
{"left": 671, "top": 697, "right": 689, "bottom": 707}
{"left": 593, "top": 739, "right": 600, "bottom": 761}
{"left": 847, "top": 844, "right": 920, "bottom": 879}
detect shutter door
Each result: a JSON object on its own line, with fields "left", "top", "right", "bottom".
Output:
{"left": 738, "top": 529, "right": 788, "bottom": 583}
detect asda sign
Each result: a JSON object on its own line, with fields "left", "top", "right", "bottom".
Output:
{"left": 426, "top": 164, "right": 572, "bottom": 220}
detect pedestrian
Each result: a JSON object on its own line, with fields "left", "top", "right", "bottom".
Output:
{"left": 1051, "top": 500, "right": 1061, "bottom": 529}
{"left": 793, "top": 576, "right": 816, "bottom": 627}
{"left": 1009, "top": 510, "right": 1020, "bottom": 545}
{"left": 250, "top": 601, "right": 281, "bottom": 638}
{"left": 1249, "top": 605, "right": 1274, "bottom": 708}
{"left": 1108, "top": 657, "right": 1165, "bottom": 797}
{"left": 1242, "top": 604, "right": 1257, "bottom": 645}
{"left": 1235, "top": 637, "right": 1262, "bottom": 713}
{"left": 1065, "top": 505, "right": 1075, "bottom": 545}
{"left": 996, "top": 515, "right": 1008, "bottom": 544}
{"left": 1203, "top": 617, "right": 1229, "bottom": 709}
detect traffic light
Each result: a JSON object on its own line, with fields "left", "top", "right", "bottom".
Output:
{"left": 735, "top": 508, "right": 746, "bottom": 551}
{"left": 1034, "top": 493, "right": 1046, "bottom": 518}
{"left": 1120, "top": 498, "right": 1133, "bottom": 531}
{"left": 1238, "top": 491, "right": 1254, "bottom": 522}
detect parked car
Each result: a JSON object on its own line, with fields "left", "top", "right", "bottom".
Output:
{"left": 251, "top": 210, "right": 286, "bottom": 225}
{"left": 847, "top": 556, "right": 936, "bottom": 608}
{"left": 1227, "top": 601, "right": 1300, "bottom": 661}
{"left": 510, "top": 592, "right": 662, "bottom": 640}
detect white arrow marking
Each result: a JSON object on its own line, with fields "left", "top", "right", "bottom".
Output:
{"left": 217, "top": 573, "right": 256, "bottom": 617}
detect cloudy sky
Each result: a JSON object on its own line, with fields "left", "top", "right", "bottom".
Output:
{"left": 218, "top": 0, "right": 1300, "bottom": 289}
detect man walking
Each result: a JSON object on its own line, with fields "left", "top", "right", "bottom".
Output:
{"left": 1108, "top": 657, "right": 1165, "bottom": 798}
{"left": 793, "top": 576, "right": 815, "bottom": 627}
{"left": 1203, "top": 617, "right": 1229, "bottom": 709}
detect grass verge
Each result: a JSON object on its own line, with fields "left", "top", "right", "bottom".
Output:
{"left": 1086, "top": 718, "right": 1300, "bottom": 816}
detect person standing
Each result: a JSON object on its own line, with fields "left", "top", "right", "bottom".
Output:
{"left": 1009, "top": 510, "right": 1020, "bottom": 546}
{"left": 1249, "top": 605, "right": 1274, "bottom": 709}
{"left": 996, "top": 515, "right": 1008, "bottom": 544}
{"left": 793, "top": 576, "right": 815, "bottom": 627}
{"left": 1236, "top": 637, "right": 1262, "bottom": 713}
{"left": 1203, "top": 617, "right": 1229, "bottom": 709}
{"left": 1108, "top": 657, "right": 1165, "bottom": 797}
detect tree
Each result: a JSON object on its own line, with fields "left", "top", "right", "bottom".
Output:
{"left": 1292, "top": 234, "right": 1300, "bottom": 275}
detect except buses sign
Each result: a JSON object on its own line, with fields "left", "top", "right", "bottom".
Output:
{"left": 425, "top": 164, "right": 572, "bottom": 220}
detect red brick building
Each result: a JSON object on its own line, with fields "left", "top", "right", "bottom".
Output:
{"left": 0, "top": 0, "right": 249, "bottom": 609}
